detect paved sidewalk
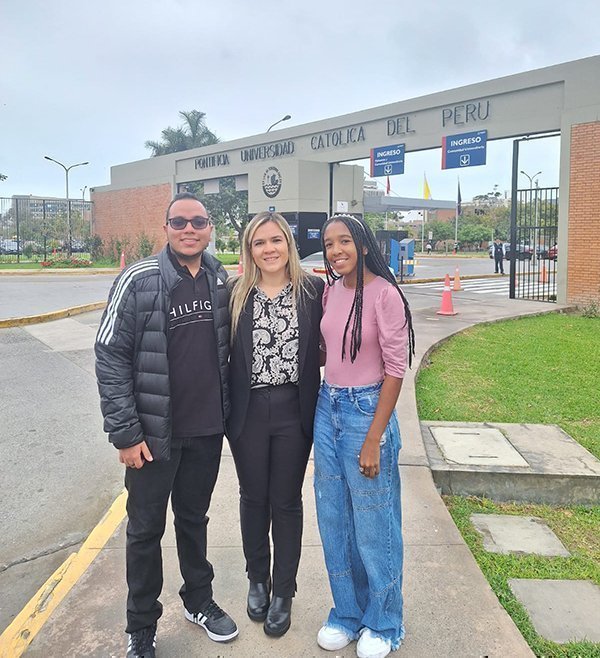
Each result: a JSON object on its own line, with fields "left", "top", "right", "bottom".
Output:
{"left": 11, "top": 289, "right": 566, "bottom": 657}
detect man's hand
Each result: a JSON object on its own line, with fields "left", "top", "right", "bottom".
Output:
{"left": 119, "top": 441, "right": 153, "bottom": 469}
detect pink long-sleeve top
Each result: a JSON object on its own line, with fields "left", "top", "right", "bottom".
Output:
{"left": 321, "top": 276, "right": 408, "bottom": 386}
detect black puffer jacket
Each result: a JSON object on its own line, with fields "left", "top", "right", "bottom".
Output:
{"left": 95, "top": 247, "right": 230, "bottom": 461}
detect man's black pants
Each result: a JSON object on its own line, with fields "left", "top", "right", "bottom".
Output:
{"left": 229, "top": 384, "right": 312, "bottom": 598}
{"left": 124, "top": 434, "right": 223, "bottom": 632}
{"left": 495, "top": 256, "right": 504, "bottom": 274}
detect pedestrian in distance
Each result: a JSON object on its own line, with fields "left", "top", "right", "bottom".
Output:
{"left": 313, "top": 214, "right": 415, "bottom": 658}
{"left": 493, "top": 237, "right": 505, "bottom": 274}
{"left": 227, "top": 211, "right": 324, "bottom": 637}
{"left": 425, "top": 241, "right": 432, "bottom": 255}
{"left": 95, "top": 192, "right": 238, "bottom": 658}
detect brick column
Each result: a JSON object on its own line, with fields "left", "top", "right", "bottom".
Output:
{"left": 567, "top": 122, "right": 600, "bottom": 305}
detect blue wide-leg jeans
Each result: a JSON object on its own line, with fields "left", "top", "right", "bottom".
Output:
{"left": 313, "top": 381, "right": 405, "bottom": 650}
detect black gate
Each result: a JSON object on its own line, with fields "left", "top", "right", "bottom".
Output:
{"left": 0, "top": 196, "right": 92, "bottom": 263}
{"left": 508, "top": 186, "right": 558, "bottom": 302}
{"left": 509, "top": 135, "right": 559, "bottom": 303}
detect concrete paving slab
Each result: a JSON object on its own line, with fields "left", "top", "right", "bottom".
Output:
{"left": 430, "top": 426, "right": 529, "bottom": 467}
{"left": 470, "top": 514, "right": 571, "bottom": 556}
{"left": 401, "top": 465, "right": 465, "bottom": 546}
{"left": 508, "top": 579, "right": 600, "bottom": 643}
{"left": 422, "top": 421, "right": 600, "bottom": 504}
{"left": 24, "top": 317, "right": 98, "bottom": 352}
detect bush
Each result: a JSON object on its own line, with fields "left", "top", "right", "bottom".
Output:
{"left": 135, "top": 232, "right": 154, "bottom": 260}
{"left": 40, "top": 258, "right": 92, "bottom": 268}
{"left": 581, "top": 299, "right": 600, "bottom": 318}
{"left": 86, "top": 235, "right": 103, "bottom": 261}
{"left": 104, "top": 236, "right": 132, "bottom": 265}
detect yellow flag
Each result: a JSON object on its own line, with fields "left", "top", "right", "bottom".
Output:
{"left": 423, "top": 174, "right": 432, "bottom": 200}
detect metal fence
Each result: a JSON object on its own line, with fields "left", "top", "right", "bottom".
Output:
{"left": 509, "top": 186, "right": 558, "bottom": 302}
{"left": 0, "top": 196, "right": 93, "bottom": 262}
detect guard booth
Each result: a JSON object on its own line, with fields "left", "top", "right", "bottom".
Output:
{"left": 280, "top": 211, "right": 328, "bottom": 258}
{"left": 389, "top": 238, "right": 415, "bottom": 278}
{"left": 376, "top": 230, "right": 408, "bottom": 274}
{"left": 398, "top": 238, "right": 415, "bottom": 278}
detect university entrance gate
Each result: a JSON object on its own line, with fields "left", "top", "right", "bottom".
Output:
{"left": 91, "top": 56, "right": 600, "bottom": 306}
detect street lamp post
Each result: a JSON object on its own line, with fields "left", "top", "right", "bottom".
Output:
{"left": 266, "top": 114, "right": 291, "bottom": 132}
{"left": 81, "top": 185, "right": 91, "bottom": 238}
{"left": 520, "top": 170, "right": 541, "bottom": 268}
{"left": 44, "top": 156, "right": 89, "bottom": 255}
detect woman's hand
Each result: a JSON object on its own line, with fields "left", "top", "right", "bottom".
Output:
{"left": 358, "top": 436, "right": 381, "bottom": 479}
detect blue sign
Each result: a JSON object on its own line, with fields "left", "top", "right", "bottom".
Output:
{"left": 442, "top": 130, "right": 487, "bottom": 169}
{"left": 370, "top": 143, "right": 405, "bottom": 177}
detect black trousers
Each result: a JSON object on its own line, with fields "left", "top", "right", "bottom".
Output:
{"left": 230, "top": 384, "right": 312, "bottom": 598}
{"left": 495, "top": 256, "right": 504, "bottom": 273}
{"left": 124, "top": 434, "right": 223, "bottom": 632}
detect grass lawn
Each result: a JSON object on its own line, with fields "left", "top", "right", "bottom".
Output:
{"left": 416, "top": 312, "right": 600, "bottom": 459}
{"left": 216, "top": 252, "right": 239, "bottom": 265}
{"left": 447, "top": 496, "right": 600, "bottom": 657}
{"left": 0, "top": 262, "right": 44, "bottom": 269}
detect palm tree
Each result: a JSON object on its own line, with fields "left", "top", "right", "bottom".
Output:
{"left": 145, "top": 110, "right": 220, "bottom": 156}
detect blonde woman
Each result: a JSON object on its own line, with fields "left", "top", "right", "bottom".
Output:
{"left": 227, "top": 212, "right": 324, "bottom": 637}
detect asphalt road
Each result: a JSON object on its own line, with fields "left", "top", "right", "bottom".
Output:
{"left": 0, "top": 257, "right": 502, "bottom": 322}
{"left": 0, "top": 274, "right": 116, "bottom": 321}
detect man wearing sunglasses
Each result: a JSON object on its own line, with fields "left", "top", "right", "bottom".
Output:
{"left": 95, "top": 192, "right": 237, "bottom": 657}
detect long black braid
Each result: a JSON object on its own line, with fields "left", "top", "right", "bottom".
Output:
{"left": 321, "top": 214, "right": 416, "bottom": 367}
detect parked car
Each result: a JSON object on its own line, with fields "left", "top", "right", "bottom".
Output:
{"left": 548, "top": 244, "right": 558, "bottom": 261}
{"left": 504, "top": 243, "right": 533, "bottom": 260}
{"left": 0, "top": 239, "right": 20, "bottom": 254}
{"left": 299, "top": 250, "right": 326, "bottom": 273}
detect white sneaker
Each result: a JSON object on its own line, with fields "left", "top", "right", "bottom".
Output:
{"left": 356, "top": 628, "right": 392, "bottom": 658}
{"left": 317, "top": 624, "right": 353, "bottom": 651}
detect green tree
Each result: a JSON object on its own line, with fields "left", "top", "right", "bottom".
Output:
{"left": 145, "top": 110, "right": 220, "bottom": 156}
{"left": 426, "top": 220, "right": 454, "bottom": 241}
{"left": 183, "top": 177, "right": 248, "bottom": 241}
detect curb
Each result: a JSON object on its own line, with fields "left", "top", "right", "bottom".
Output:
{"left": 0, "top": 269, "right": 120, "bottom": 276}
{"left": 0, "top": 302, "right": 107, "bottom": 329}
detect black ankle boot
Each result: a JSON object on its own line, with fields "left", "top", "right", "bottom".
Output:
{"left": 247, "top": 581, "right": 271, "bottom": 621}
{"left": 263, "top": 596, "right": 292, "bottom": 637}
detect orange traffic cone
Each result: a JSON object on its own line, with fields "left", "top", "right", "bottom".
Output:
{"left": 539, "top": 264, "right": 549, "bottom": 283}
{"left": 452, "top": 267, "right": 462, "bottom": 292}
{"left": 237, "top": 257, "right": 243, "bottom": 275}
{"left": 120, "top": 252, "right": 126, "bottom": 270}
{"left": 437, "top": 274, "right": 458, "bottom": 316}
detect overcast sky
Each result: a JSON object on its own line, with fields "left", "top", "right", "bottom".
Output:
{"left": 2, "top": 0, "right": 598, "bottom": 204}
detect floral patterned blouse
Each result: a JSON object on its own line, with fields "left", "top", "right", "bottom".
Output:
{"left": 251, "top": 283, "right": 299, "bottom": 387}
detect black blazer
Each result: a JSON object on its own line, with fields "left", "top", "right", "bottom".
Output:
{"left": 226, "top": 275, "right": 325, "bottom": 442}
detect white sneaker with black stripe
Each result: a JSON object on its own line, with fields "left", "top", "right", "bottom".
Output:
{"left": 185, "top": 599, "right": 239, "bottom": 642}
{"left": 126, "top": 622, "right": 157, "bottom": 657}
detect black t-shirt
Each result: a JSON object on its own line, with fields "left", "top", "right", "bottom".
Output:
{"left": 167, "top": 248, "right": 223, "bottom": 437}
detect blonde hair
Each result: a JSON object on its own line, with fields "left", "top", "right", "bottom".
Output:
{"left": 230, "top": 211, "right": 316, "bottom": 338}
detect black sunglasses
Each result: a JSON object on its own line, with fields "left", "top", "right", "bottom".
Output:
{"left": 167, "top": 216, "right": 211, "bottom": 230}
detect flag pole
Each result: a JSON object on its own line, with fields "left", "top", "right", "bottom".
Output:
{"left": 455, "top": 176, "right": 461, "bottom": 244}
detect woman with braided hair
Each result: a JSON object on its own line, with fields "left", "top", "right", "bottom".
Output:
{"left": 314, "top": 214, "right": 414, "bottom": 658}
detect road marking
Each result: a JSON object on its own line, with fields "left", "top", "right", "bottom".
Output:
{"left": 0, "top": 490, "right": 127, "bottom": 658}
